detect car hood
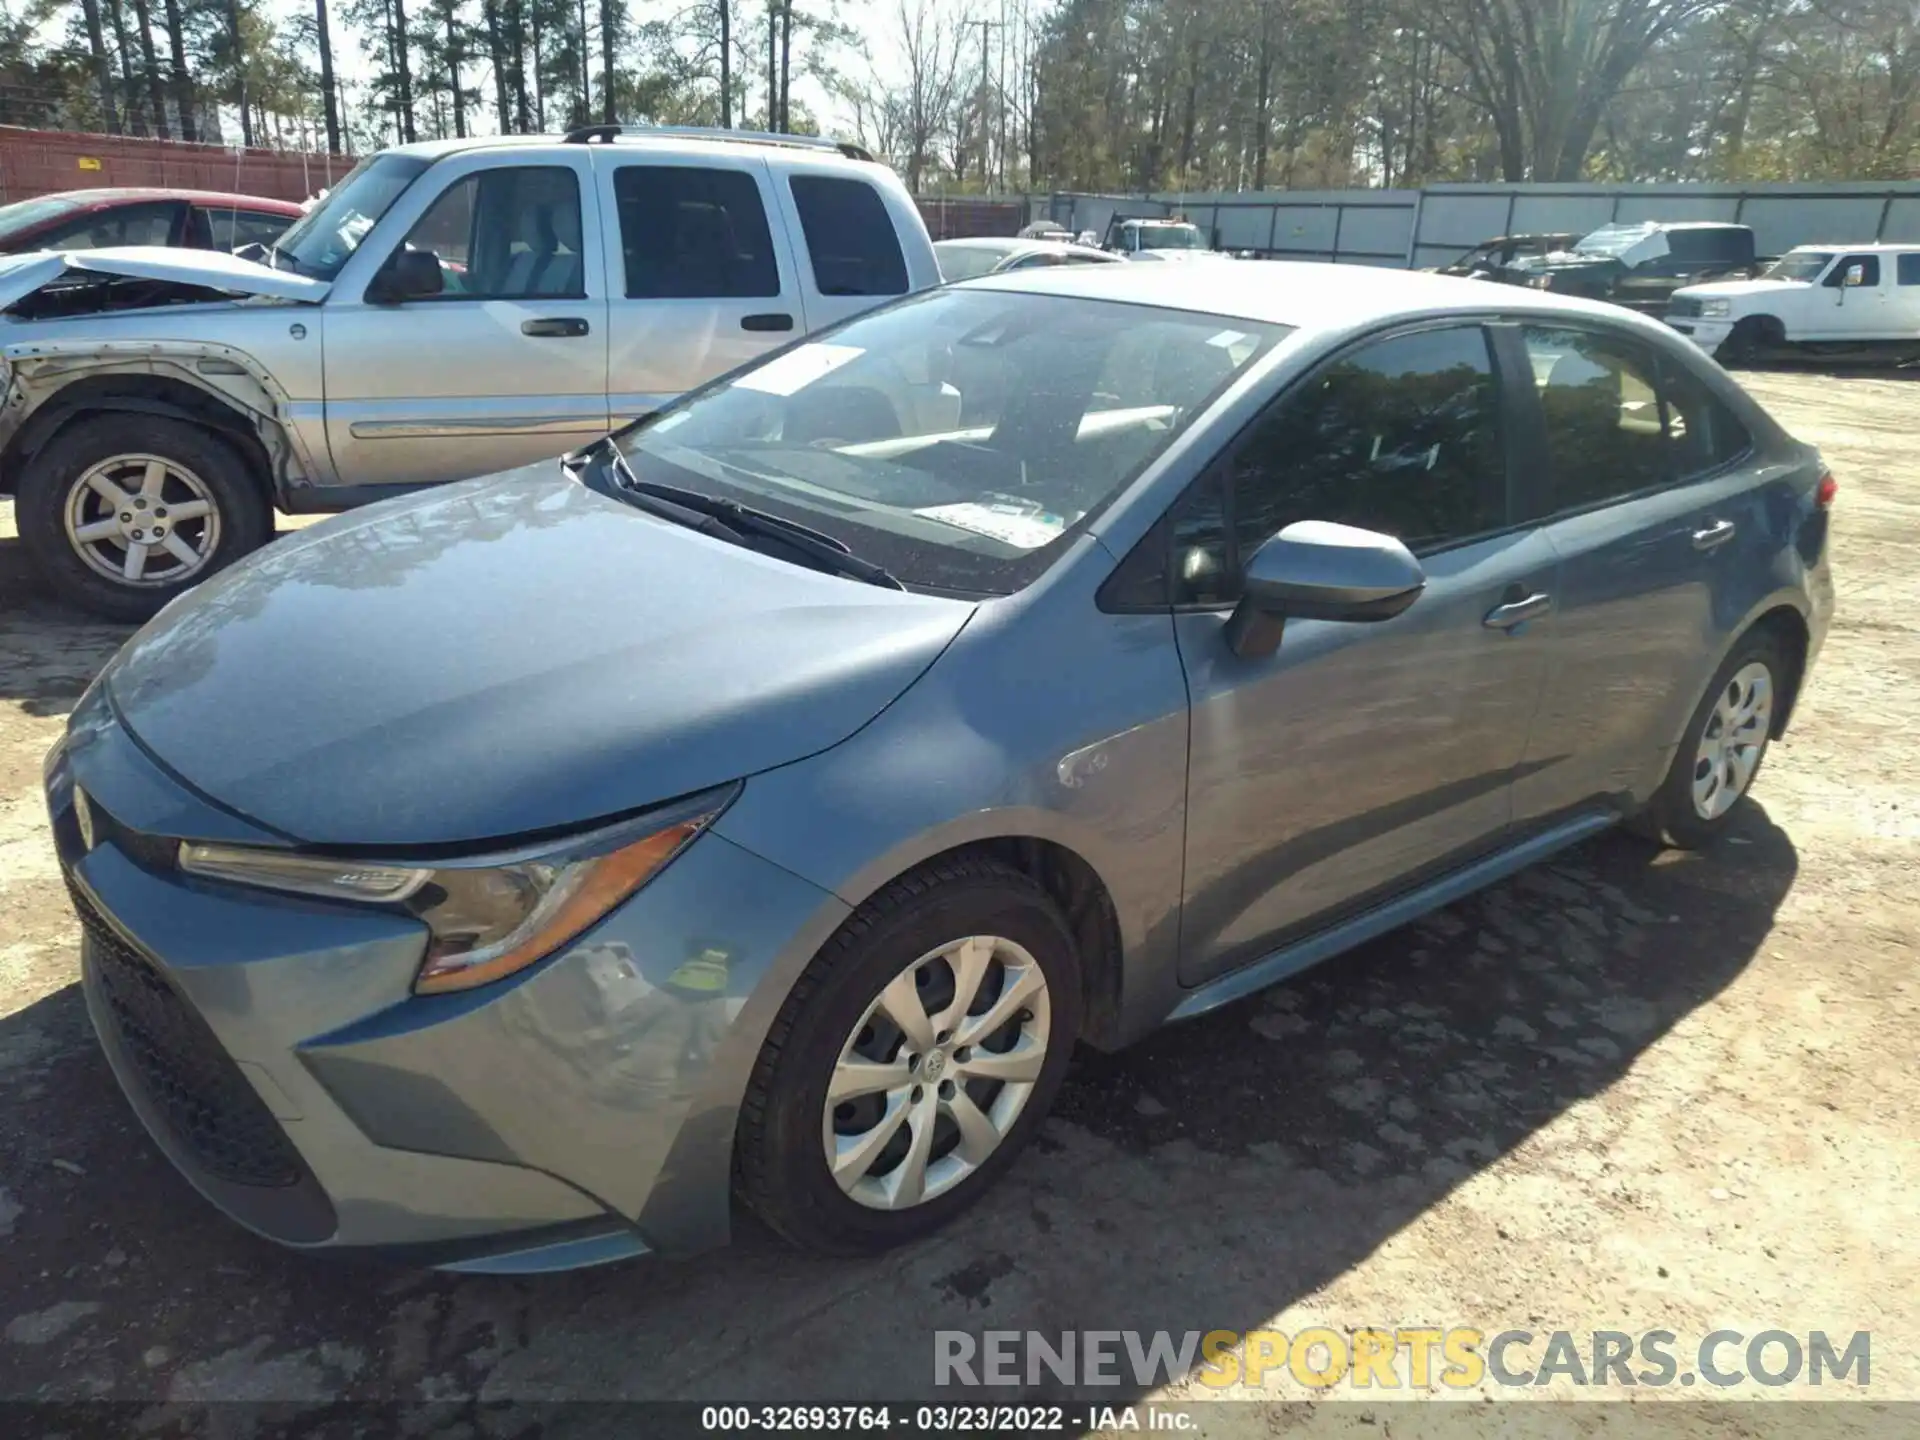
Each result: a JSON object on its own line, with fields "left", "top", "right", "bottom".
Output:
{"left": 0, "top": 245, "right": 328, "bottom": 311}
{"left": 1673, "top": 277, "right": 1807, "bottom": 301}
{"left": 103, "top": 464, "right": 975, "bottom": 848}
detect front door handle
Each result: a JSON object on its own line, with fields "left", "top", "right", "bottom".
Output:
{"left": 1692, "top": 518, "right": 1737, "bottom": 551}
{"left": 1484, "top": 591, "right": 1552, "bottom": 630}
{"left": 522, "top": 317, "right": 590, "bottom": 337}
{"left": 741, "top": 312, "right": 796, "bottom": 333}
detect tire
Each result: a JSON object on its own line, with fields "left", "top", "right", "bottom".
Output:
{"left": 735, "top": 855, "right": 1082, "bottom": 1255}
{"left": 17, "top": 414, "right": 273, "bottom": 623}
{"left": 1720, "top": 315, "right": 1782, "bottom": 365}
{"left": 1632, "top": 631, "right": 1785, "bottom": 850}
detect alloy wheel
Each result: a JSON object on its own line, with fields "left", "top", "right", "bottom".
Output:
{"left": 1691, "top": 661, "right": 1774, "bottom": 820}
{"left": 822, "top": 934, "right": 1052, "bottom": 1211}
{"left": 63, "top": 454, "right": 222, "bottom": 588}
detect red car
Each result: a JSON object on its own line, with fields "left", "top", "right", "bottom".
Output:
{"left": 0, "top": 187, "right": 303, "bottom": 256}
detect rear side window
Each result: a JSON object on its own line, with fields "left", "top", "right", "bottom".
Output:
{"left": 1666, "top": 229, "right": 1744, "bottom": 263}
{"left": 789, "top": 175, "right": 908, "bottom": 297}
{"left": 1901, "top": 253, "right": 1920, "bottom": 286}
{"left": 1523, "top": 327, "right": 1748, "bottom": 509}
{"left": 614, "top": 166, "right": 778, "bottom": 299}
{"left": 43, "top": 202, "right": 179, "bottom": 249}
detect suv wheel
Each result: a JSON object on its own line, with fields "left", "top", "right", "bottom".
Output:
{"left": 1632, "top": 631, "right": 1783, "bottom": 849}
{"left": 735, "top": 856, "right": 1081, "bottom": 1254}
{"left": 17, "top": 415, "right": 272, "bottom": 622}
{"left": 1721, "top": 315, "right": 1783, "bottom": 364}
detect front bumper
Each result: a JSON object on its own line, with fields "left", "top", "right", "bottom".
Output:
{"left": 45, "top": 698, "right": 848, "bottom": 1268}
{"left": 1669, "top": 317, "right": 1732, "bottom": 353}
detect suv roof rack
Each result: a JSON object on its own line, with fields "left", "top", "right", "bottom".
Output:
{"left": 563, "top": 123, "right": 875, "bottom": 163}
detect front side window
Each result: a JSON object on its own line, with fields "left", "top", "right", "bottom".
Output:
{"left": 400, "top": 166, "right": 585, "bottom": 299}
{"left": 202, "top": 207, "right": 294, "bottom": 253}
{"left": 615, "top": 165, "right": 778, "bottom": 299}
{"left": 1824, "top": 254, "right": 1881, "bottom": 288}
{"left": 1169, "top": 326, "right": 1506, "bottom": 606}
{"left": 274, "top": 152, "right": 431, "bottom": 279}
{"left": 616, "top": 289, "right": 1287, "bottom": 595}
{"left": 789, "top": 175, "right": 908, "bottom": 296}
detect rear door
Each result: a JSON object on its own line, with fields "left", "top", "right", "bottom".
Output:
{"left": 1507, "top": 323, "right": 1762, "bottom": 829}
{"left": 769, "top": 164, "right": 915, "bottom": 333}
{"left": 1896, "top": 253, "right": 1920, "bottom": 337}
{"left": 597, "top": 153, "right": 804, "bottom": 427}
{"left": 1173, "top": 322, "right": 1559, "bottom": 985}
{"left": 322, "top": 150, "right": 609, "bottom": 488}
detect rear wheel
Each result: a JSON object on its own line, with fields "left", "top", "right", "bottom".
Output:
{"left": 17, "top": 414, "right": 272, "bottom": 622}
{"left": 734, "top": 856, "right": 1081, "bottom": 1255}
{"left": 1632, "top": 631, "right": 1783, "bottom": 849}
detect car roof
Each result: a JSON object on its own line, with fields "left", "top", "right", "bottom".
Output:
{"left": 1786, "top": 241, "right": 1920, "bottom": 252}
{"left": 385, "top": 130, "right": 880, "bottom": 170}
{"left": 14, "top": 187, "right": 302, "bottom": 213}
{"left": 968, "top": 258, "right": 1651, "bottom": 331}
{"left": 934, "top": 237, "right": 1107, "bottom": 256}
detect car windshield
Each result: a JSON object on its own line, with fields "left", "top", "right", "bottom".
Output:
{"left": 934, "top": 244, "right": 1009, "bottom": 282}
{"left": 0, "top": 193, "right": 88, "bottom": 244}
{"left": 1573, "top": 223, "right": 1661, "bottom": 259}
{"left": 1765, "top": 251, "right": 1837, "bottom": 282}
{"left": 615, "top": 288, "right": 1289, "bottom": 596}
{"left": 1135, "top": 225, "right": 1206, "bottom": 251}
{"left": 270, "top": 153, "right": 431, "bottom": 279}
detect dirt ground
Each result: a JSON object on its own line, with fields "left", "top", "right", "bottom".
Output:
{"left": 0, "top": 369, "right": 1916, "bottom": 1435}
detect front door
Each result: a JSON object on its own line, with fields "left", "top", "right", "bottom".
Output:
{"left": 1817, "top": 252, "right": 1889, "bottom": 340}
{"left": 1174, "top": 323, "right": 1558, "bottom": 985}
{"left": 323, "top": 151, "right": 609, "bottom": 489}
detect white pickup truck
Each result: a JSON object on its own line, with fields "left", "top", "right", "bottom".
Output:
{"left": 1668, "top": 243, "right": 1920, "bottom": 363}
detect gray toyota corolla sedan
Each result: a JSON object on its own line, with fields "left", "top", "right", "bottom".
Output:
{"left": 46, "top": 262, "right": 1832, "bottom": 1270}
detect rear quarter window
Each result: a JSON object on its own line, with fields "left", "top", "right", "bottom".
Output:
{"left": 789, "top": 175, "right": 908, "bottom": 297}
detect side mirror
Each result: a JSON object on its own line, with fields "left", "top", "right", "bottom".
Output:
{"left": 1223, "top": 520, "right": 1427, "bottom": 660}
{"left": 368, "top": 246, "right": 444, "bottom": 305}
{"left": 1844, "top": 263, "right": 1867, "bottom": 288}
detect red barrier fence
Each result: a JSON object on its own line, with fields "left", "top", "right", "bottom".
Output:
{"left": 0, "top": 125, "right": 1037, "bottom": 239}
{"left": 0, "top": 126, "right": 347, "bottom": 205}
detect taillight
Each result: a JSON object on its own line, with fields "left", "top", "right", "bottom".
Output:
{"left": 1815, "top": 470, "right": 1838, "bottom": 509}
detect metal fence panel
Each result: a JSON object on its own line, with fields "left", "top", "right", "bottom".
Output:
{"left": 1614, "top": 193, "right": 1742, "bottom": 222}
{"left": 1335, "top": 202, "right": 1416, "bottom": 260}
{"left": 1266, "top": 204, "right": 1342, "bottom": 254}
{"left": 1416, "top": 192, "right": 1515, "bottom": 248}
{"left": 1737, "top": 196, "right": 1889, "bottom": 254}
{"left": 1883, "top": 197, "right": 1920, "bottom": 241}
{"left": 1508, "top": 192, "right": 1619, "bottom": 236}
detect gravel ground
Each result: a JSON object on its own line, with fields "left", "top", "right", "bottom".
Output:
{"left": 0, "top": 368, "right": 1915, "bottom": 1436}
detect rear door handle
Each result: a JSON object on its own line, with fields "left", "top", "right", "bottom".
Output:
{"left": 1692, "top": 518, "right": 1737, "bottom": 551}
{"left": 741, "top": 312, "right": 796, "bottom": 333}
{"left": 1484, "top": 591, "right": 1552, "bottom": 630}
{"left": 522, "top": 317, "right": 589, "bottom": 337}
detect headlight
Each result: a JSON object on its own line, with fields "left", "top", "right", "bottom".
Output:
{"left": 178, "top": 787, "right": 734, "bottom": 994}
{"left": 1699, "top": 298, "right": 1732, "bottom": 318}
{"left": 1528, "top": 274, "right": 1554, "bottom": 289}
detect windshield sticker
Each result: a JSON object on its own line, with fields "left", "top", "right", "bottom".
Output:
{"left": 915, "top": 499, "right": 1069, "bottom": 551}
{"left": 733, "top": 343, "right": 865, "bottom": 397}
{"left": 1206, "top": 329, "right": 1250, "bottom": 349}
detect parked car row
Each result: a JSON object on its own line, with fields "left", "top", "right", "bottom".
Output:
{"left": 0, "top": 126, "right": 939, "bottom": 619}
{"left": 1434, "top": 219, "right": 1920, "bottom": 364}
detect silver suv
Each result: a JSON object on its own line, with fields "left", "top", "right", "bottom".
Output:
{"left": 0, "top": 125, "right": 939, "bottom": 619}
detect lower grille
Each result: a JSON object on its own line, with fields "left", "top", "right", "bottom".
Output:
{"left": 69, "top": 878, "right": 305, "bottom": 1189}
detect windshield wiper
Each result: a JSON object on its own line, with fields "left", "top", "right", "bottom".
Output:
{"left": 588, "top": 442, "right": 905, "bottom": 591}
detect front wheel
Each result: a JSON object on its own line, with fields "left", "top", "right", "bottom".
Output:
{"left": 1633, "top": 632, "right": 1784, "bottom": 849}
{"left": 17, "top": 414, "right": 272, "bottom": 622}
{"left": 734, "top": 856, "right": 1082, "bottom": 1255}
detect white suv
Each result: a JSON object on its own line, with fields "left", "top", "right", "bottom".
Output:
{"left": 1668, "top": 242, "right": 1920, "bottom": 363}
{"left": 0, "top": 125, "right": 939, "bottom": 619}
